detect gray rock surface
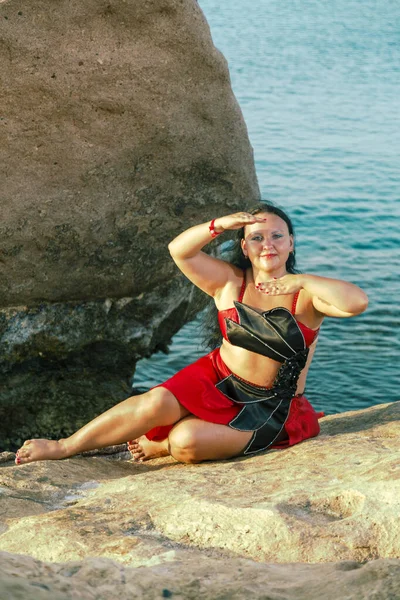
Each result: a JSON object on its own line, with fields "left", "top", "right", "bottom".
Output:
{"left": 0, "top": 402, "right": 399, "bottom": 598}
{"left": 0, "top": 0, "right": 259, "bottom": 449}
{"left": 0, "top": 278, "right": 194, "bottom": 451}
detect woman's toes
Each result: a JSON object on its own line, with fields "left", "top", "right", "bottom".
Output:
{"left": 131, "top": 451, "right": 145, "bottom": 462}
{"left": 17, "top": 449, "right": 28, "bottom": 459}
{"left": 16, "top": 440, "right": 33, "bottom": 458}
{"left": 15, "top": 449, "right": 30, "bottom": 464}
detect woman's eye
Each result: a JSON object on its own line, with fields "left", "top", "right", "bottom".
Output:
{"left": 251, "top": 235, "right": 263, "bottom": 241}
{"left": 272, "top": 234, "right": 283, "bottom": 239}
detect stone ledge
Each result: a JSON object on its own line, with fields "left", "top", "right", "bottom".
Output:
{"left": 0, "top": 402, "right": 398, "bottom": 582}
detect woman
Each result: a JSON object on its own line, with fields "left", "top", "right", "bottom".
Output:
{"left": 15, "top": 203, "right": 368, "bottom": 465}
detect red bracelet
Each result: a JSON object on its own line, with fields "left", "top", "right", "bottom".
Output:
{"left": 209, "top": 219, "right": 223, "bottom": 238}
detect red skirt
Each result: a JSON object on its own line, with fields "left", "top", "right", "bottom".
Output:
{"left": 145, "top": 348, "right": 323, "bottom": 449}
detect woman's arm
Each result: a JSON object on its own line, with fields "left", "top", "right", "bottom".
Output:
{"left": 168, "top": 212, "right": 266, "bottom": 297}
{"left": 300, "top": 274, "right": 368, "bottom": 317}
{"left": 257, "top": 273, "right": 368, "bottom": 317}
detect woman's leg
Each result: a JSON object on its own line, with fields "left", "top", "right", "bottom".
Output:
{"left": 128, "top": 418, "right": 255, "bottom": 463}
{"left": 167, "top": 415, "right": 254, "bottom": 463}
{"left": 15, "top": 387, "right": 190, "bottom": 465}
{"left": 127, "top": 418, "right": 253, "bottom": 463}
{"left": 128, "top": 416, "right": 290, "bottom": 463}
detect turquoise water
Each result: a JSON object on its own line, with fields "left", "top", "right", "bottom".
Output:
{"left": 134, "top": 0, "right": 400, "bottom": 414}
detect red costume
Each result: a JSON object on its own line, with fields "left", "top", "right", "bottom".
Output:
{"left": 146, "top": 276, "right": 323, "bottom": 454}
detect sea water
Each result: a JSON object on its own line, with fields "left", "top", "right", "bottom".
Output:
{"left": 134, "top": 0, "right": 400, "bottom": 414}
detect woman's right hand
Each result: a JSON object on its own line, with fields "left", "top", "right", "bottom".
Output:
{"left": 168, "top": 212, "right": 263, "bottom": 298}
{"left": 213, "top": 212, "right": 267, "bottom": 233}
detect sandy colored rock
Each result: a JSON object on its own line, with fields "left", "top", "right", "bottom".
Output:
{"left": 0, "top": 551, "right": 399, "bottom": 600}
{"left": 0, "top": 402, "right": 399, "bottom": 598}
{"left": 0, "top": 0, "right": 259, "bottom": 450}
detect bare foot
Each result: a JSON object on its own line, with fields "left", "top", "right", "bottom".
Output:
{"left": 127, "top": 436, "right": 169, "bottom": 462}
{"left": 15, "top": 439, "right": 69, "bottom": 465}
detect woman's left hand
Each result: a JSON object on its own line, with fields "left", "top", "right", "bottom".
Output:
{"left": 256, "top": 274, "right": 303, "bottom": 296}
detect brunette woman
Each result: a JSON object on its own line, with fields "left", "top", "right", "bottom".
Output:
{"left": 15, "top": 203, "right": 368, "bottom": 465}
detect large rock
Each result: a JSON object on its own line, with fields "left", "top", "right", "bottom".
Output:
{"left": 0, "top": 0, "right": 260, "bottom": 449}
{"left": 0, "top": 402, "right": 399, "bottom": 598}
{"left": 0, "top": 552, "right": 399, "bottom": 600}
{"left": 0, "top": 0, "right": 258, "bottom": 305}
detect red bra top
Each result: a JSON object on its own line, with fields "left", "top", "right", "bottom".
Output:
{"left": 218, "top": 275, "right": 319, "bottom": 348}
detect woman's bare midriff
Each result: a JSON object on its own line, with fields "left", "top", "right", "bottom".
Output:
{"left": 219, "top": 342, "right": 280, "bottom": 388}
{"left": 219, "top": 338, "right": 317, "bottom": 395}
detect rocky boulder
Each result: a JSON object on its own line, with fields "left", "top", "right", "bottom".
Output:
{"left": 0, "top": 402, "right": 399, "bottom": 598}
{"left": 0, "top": 0, "right": 259, "bottom": 449}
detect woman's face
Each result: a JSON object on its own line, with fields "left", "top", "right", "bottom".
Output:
{"left": 241, "top": 213, "right": 293, "bottom": 273}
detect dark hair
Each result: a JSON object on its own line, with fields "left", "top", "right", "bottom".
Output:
{"left": 228, "top": 201, "right": 298, "bottom": 275}
{"left": 201, "top": 201, "right": 299, "bottom": 349}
